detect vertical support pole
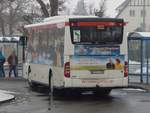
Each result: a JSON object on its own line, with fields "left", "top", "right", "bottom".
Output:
{"left": 48, "top": 69, "right": 53, "bottom": 110}
{"left": 128, "top": 37, "right": 130, "bottom": 83}
{"left": 22, "top": 42, "right": 25, "bottom": 77}
{"left": 22, "top": 43, "right": 25, "bottom": 63}
{"left": 146, "top": 40, "right": 149, "bottom": 84}
{"left": 17, "top": 43, "right": 19, "bottom": 77}
{"left": 17, "top": 43, "right": 19, "bottom": 58}
{"left": 141, "top": 39, "right": 143, "bottom": 83}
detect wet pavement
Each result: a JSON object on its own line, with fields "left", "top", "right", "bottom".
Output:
{"left": 0, "top": 79, "right": 150, "bottom": 113}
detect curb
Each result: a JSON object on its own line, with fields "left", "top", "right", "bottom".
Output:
{"left": 128, "top": 84, "right": 150, "bottom": 92}
{"left": 0, "top": 78, "right": 26, "bottom": 81}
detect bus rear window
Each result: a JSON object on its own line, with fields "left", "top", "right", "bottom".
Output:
{"left": 70, "top": 23, "right": 123, "bottom": 45}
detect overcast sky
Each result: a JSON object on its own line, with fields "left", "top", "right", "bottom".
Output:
{"left": 44, "top": 0, "right": 126, "bottom": 17}
{"left": 66, "top": 0, "right": 125, "bottom": 17}
{"left": 105, "top": 0, "right": 125, "bottom": 17}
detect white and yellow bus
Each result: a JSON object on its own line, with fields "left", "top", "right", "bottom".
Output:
{"left": 24, "top": 16, "right": 128, "bottom": 95}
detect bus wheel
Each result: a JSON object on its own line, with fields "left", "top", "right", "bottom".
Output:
{"left": 53, "top": 89, "right": 65, "bottom": 97}
{"left": 28, "top": 81, "right": 37, "bottom": 90}
{"left": 94, "top": 89, "right": 111, "bottom": 96}
{"left": 27, "top": 66, "right": 35, "bottom": 89}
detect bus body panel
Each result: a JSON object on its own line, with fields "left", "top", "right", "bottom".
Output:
{"left": 24, "top": 16, "right": 128, "bottom": 92}
{"left": 71, "top": 78, "right": 125, "bottom": 88}
{"left": 25, "top": 63, "right": 64, "bottom": 87}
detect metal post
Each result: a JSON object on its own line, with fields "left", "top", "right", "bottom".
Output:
{"left": 128, "top": 37, "right": 130, "bottom": 83}
{"left": 48, "top": 69, "right": 53, "bottom": 110}
{"left": 17, "top": 43, "right": 19, "bottom": 59}
{"left": 141, "top": 39, "right": 143, "bottom": 83}
{"left": 146, "top": 40, "right": 149, "bottom": 84}
{"left": 22, "top": 43, "right": 25, "bottom": 63}
{"left": 17, "top": 43, "right": 19, "bottom": 77}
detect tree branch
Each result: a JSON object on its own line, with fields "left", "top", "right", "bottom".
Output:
{"left": 36, "top": 0, "right": 49, "bottom": 17}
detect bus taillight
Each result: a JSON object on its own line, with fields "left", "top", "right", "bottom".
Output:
{"left": 64, "top": 62, "right": 70, "bottom": 78}
{"left": 124, "top": 61, "right": 128, "bottom": 77}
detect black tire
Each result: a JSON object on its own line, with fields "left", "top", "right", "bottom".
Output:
{"left": 94, "top": 89, "right": 111, "bottom": 96}
{"left": 53, "top": 89, "right": 81, "bottom": 97}
{"left": 53, "top": 89, "right": 65, "bottom": 97}
{"left": 27, "top": 66, "right": 35, "bottom": 89}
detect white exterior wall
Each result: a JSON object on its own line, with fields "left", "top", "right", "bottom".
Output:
{"left": 118, "top": 5, "right": 150, "bottom": 56}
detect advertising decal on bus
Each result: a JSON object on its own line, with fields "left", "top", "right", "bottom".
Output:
{"left": 74, "top": 45, "right": 120, "bottom": 56}
{"left": 70, "top": 55, "right": 125, "bottom": 75}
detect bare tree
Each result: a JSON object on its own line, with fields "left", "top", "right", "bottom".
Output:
{"left": 58, "top": 0, "right": 67, "bottom": 15}
{"left": 94, "top": 0, "right": 106, "bottom": 17}
{"left": 73, "top": 0, "right": 88, "bottom": 15}
{"left": 88, "top": 3, "right": 94, "bottom": 15}
{"left": 0, "top": 0, "right": 31, "bottom": 36}
{"left": 0, "top": 0, "right": 66, "bottom": 36}
{"left": 36, "top": 0, "right": 66, "bottom": 17}
{"left": 0, "top": 0, "right": 9, "bottom": 36}
{"left": 36, "top": 0, "right": 49, "bottom": 17}
{"left": 49, "top": 0, "right": 58, "bottom": 16}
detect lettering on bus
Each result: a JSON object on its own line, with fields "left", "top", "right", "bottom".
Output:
{"left": 81, "top": 79, "right": 113, "bottom": 84}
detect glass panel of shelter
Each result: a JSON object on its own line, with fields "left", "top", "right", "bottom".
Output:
{"left": 128, "top": 39, "right": 141, "bottom": 83}
{"left": 145, "top": 40, "right": 150, "bottom": 84}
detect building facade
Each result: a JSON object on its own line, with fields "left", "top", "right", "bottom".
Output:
{"left": 116, "top": 0, "right": 150, "bottom": 55}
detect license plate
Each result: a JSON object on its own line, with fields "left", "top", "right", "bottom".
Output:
{"left": 90, "top": 70, "right": 104, "bottom": 74}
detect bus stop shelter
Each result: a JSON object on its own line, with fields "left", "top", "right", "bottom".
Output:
{"left": 0, "top": 36, "right": 26, "bottom": 78}
{"left": 128, "top": 32, "right": 150, "bottom": 84}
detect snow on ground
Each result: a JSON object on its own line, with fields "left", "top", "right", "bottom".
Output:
{"left": 129, "top": 60, "right": 141, "bottom": 64}
{"left": 0, "top": 90, "right": 20, "bottom": 95}
{"left": 122, "top": 88, "right": 147, "bottom": 92}
{"left": 0, "top": 90, "right": 15, "bottom": 103}
{"left": 129, "top": 60, "right": 150, "bottom": 74}
{"left": 134, "top": 67, "right": 148, "bottom": 74}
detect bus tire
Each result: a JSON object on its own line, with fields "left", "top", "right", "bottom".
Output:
{"left": 29, "top": 81, "right": 37, "bottom": 90}
{"left": 94, "top": 89, "right": 111, "bottom": 96}
{"left": 27, "top": 66, "right": 35, "bottom": 89}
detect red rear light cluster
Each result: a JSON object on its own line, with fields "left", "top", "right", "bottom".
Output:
{"left": 64, "top": 62, "right": 70, "bottom": 78}
{"left": 124, "top": 61, "right": 128, "bottom": 77}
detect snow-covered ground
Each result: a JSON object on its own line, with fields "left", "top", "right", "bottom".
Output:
{"left": 0, "top": 90, "right": 15, "bottom": 103}
{"left": 129, "top": 60, "right": 150, "bottom": 74}
{"left": 129, "top": 60, "right": 141, "bottom": 65}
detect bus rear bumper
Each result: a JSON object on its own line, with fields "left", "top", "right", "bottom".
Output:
{"left": 64, "top": 77, "right": 128, "bottom": 89}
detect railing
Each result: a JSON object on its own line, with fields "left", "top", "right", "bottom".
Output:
{"left": 128, "top": 64, "right": 150, "bottom": 83}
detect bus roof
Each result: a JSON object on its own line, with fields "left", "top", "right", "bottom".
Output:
{"left": 24, "top": 16, "right": 97, "bottom": 28}
{"left": 24, "top": 16, "right": 123, "bottom": 28}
